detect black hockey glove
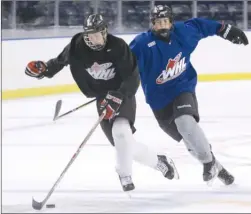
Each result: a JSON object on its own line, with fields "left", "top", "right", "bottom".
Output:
{"left": 25, "top": 61, "right": 49, "bottom": 79}
{"left": 218, "top": 24, "right": 249, "bottom": 45}
{"left": 100, "top": 91, "right": 124, "bottom": 120}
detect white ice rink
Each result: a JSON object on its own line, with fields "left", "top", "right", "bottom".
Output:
{"left": 2, "top": 81, "right": 251, "bottom": 213}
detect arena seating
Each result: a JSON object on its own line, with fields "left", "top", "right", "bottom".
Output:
{"left": 1, "top": 1, "right": 250, "bottom": 31}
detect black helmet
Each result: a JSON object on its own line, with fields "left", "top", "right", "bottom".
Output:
{"left": 150, "top": 5, "right": 174, "bottom": 40}
{"left": 83, "top": 14, "right": 108, "bottom": 51}
{"left": 150, "top": 5, "right": 173, "bottom": 24}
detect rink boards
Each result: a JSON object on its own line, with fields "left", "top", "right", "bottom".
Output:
{"left": 2, "top": 32, "right": 251, "bottom": 99}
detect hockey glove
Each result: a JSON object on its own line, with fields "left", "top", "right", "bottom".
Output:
{"left": 25, "top": 61, "right": 48, "bottom": 79}
{"left": 100, "top": 91, "right": 124, "bottom": 120}
{"left": 218, "top": 24, "right": 249, "bottom": 45}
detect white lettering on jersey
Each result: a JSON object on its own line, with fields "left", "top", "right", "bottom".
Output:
{"left": 148, "top": 41, "right": 156, "bottom": 47}
{"left": 156, "top": 52, "right": 187, "bottom": 84}
{"left": 223, "top": 25, "right": 231, "bottom": 39}
{"left": 86, "top": 62, "right": 116, "bottom": 80}
{"left": 177, "top": 104, "right": 192, "bottom": 109}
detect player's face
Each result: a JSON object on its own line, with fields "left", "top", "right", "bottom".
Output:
{"left": 153, "top": 18, "right": 172, "bottom": 30}
{"left": 87, "top": 32, "right": 105, "bottom": 45}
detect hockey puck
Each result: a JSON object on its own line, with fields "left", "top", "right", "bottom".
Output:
{"left": 46, "top": 204, "right": 55, "bottom": 208}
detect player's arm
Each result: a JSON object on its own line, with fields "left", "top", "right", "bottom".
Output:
{"left": 217, "top": 22, "right": 248, "bottom": 45}
{"left": 186, "top": 18, "right": 248, "bottom": 45}
{"left": 129, "top": 37, "right": 140, "bottom": 59}
{"left": 117, "top": 40, "right": 140, "bottom": 98}
{"left": 129, "top": 36, "right": 147, "bottom": 74}
{"left": 25, "top": 43, "right": 70, "bottom": 79}
{"left": 100, "top": 40, "right": 140, "bottom": 120}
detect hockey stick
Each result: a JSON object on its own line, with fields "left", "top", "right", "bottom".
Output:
{"left": 32, "top": 111, "right": 106, "bottom": 210}
{"left": 53, "top": 98, "right": 96, "bottom": 121}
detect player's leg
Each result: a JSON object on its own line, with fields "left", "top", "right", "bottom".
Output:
{"left": 154, "top": 93, "right": 211, "bottom": 163}
{"left": 132, "top": 139, "right": 178, "bottom": 180}
{"left": 112, "top": 117, "right": 135, "bottom": 191}
{"left": 96, "top": 97, "right": 135, "bottom": 191}
{"left": 173, "top": 92, "right": 212, "bottom": 163}
{"left": 114, "top": 96, "right": 178, "bottom": 180}
{"left": 173, "top": 92, "right": 234, "bottom": 184}
{"left": 152, "top": 100, "right": 183, "bottom": 143}
{"left": 153, "top": 111, "right": 201, "bottom": 162}
{"left": 97, "top": 96, "right": 177, "bottom": 190}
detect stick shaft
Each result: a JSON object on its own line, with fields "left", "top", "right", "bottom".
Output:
{"left": 54, "top": 98, "right": 96, "bottom": 121}
{"left": 33, "top": 112, "right": 105, "bottom": 209}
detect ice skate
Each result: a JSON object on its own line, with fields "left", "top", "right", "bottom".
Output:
{"left": 203, "top": 152, "right": 235, "bottom": 186}
{"left": 157, "top": 155, "right": 179, "bottom": 180}
{"left": 118, "top": 175, "right": 135, "bottom": 192}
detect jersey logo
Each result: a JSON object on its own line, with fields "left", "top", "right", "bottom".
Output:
{"left": 86, "top": 62, "right": 115, "bottom": 80}
{"left": 148, "top": 41, "right": 156, "bottom": 47}
{"left": 156, "top": 52, "right": 186, "bottom": 84}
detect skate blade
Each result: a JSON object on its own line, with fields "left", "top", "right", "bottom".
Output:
{"left": 122, "top": 189, "right": 134, "bottom": 199}
{"left": 167, "top": 158, "right": 180, "bottom": 180}
{"left": 207, "top": 168, "right": 220, "bottom": 187}
{"left": 207, "top": 175, "right": 217, "bottom": 187}
{"left": 126, "top": 192, "right": 132, "bottom": 198}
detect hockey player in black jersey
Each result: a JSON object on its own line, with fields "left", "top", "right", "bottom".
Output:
{"left": 25, "top": 14, "right": 179, "bottom": 192}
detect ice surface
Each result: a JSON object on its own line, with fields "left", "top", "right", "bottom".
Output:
{"left": 2, "top": 81, "right": 251, "bottom": 213}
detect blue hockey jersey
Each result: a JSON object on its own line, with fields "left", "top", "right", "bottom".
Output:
{"left": 129, "top": 18, "right": 223, "bottom": 110}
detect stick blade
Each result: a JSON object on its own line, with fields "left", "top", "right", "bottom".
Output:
{"left": 32, "top": 197, "right": 44, "bottom": 210}
{"left": 53, "top": 100, "right": 62, "bottom": 121}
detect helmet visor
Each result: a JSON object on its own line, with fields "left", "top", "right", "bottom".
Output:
{"left": 83, "top": 28, "right": 107, "bottom": 51}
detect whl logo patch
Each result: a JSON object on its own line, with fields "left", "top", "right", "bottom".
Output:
{"left": 156, "top": 52, "right": 186, "bottom": 84}
{"left": 86, "top": 62, "right": 115, "bottom": 80}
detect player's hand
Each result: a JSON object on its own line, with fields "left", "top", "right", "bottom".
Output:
{"left": 25, "top": 61, "right": 48, "bottom": 79}
{"left": 218, "top": 24, "right": 249, "bottom": 45}
{"left": 100, "top": 91, "right": 124, "bottom": 120}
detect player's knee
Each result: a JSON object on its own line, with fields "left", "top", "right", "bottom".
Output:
{"left": 174, "top": 115, "right": 196, "bottom": 136}
{"left": 112, "top": 117, "right": 131, "bottom": 140}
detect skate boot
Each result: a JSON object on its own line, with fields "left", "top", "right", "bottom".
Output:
{"left": 118, "top": 175, "right": 135, "bottom": 192}
{"left": 157, "top": 155, "right": 179, "bottom": 180}
{"left": 203, "top": 152, "right": 235, "bottom": 186}
{"left": 205, "top": 146, "right": 235, "bottom": 185}
{"left": 218, "top": 167, "right": 235, "bottom": 185}
{"left": 203, "top": 155, "right": 221, "bottom": 185}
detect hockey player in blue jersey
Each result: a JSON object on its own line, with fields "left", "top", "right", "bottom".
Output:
{"left": 130, "top": 5, "right": 249, "bottom": 185}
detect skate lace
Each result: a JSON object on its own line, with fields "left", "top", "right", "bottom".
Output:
{"left": 120, "top": 176, "right": 132, "bottom": 186}
{"left": 157, "top": 160, "right": 168, "bottom": 175}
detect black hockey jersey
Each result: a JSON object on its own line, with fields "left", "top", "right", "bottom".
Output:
{"left": 45, "top": 33, "right": 140, "bottom": 98}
